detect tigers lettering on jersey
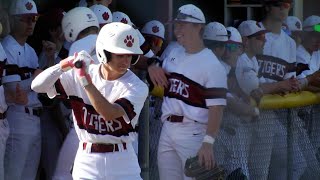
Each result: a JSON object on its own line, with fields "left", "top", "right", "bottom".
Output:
{"left": 164, "top": 73, "right": 227, "bottom": 108}
{"left": 256, "top": 55, "right": 296, "bottom": 81}
{"left": 69, "top": 96, "right": 135, "bottom": 136}
{"left": 3, "top": 64, "right": 36, "bottom": 80}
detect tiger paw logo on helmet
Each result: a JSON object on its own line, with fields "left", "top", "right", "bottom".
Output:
{"left": 25, "top": 2, "right": 33, "bottom": 10}
{"left": 152, "top": 26, "right": 159, "bottom": 33}
{"left": 102, "top": 12, "right": 110, "bottom": 21}
{"left": 124, "top": 35, "right": 134, "bottom": 47}
{"left": 121, "top": 18, "right": 128, "bottom": 24}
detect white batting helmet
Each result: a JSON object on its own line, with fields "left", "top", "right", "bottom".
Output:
{"left": 112, "top": 11, "right": 132, "bottom": 25}
{"left": 89, "top": 4, "right": 112, "bottom": 26}
{"left": 96, "top": 22, "right": 143, "bottom": 64}
{"left": 203, "top": 22, "right": 228, "bottom": 42}
{"left": 62, "top": 7, "right": 99, "bottom": 43}
{"left": 141, "top": 20, "right": 165, "bottom": 39}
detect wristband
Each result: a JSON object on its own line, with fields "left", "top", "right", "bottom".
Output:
{"left": 203, "top": 135, "right": 215, "bottom": 145}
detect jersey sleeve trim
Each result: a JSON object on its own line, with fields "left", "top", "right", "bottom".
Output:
{"left": 114, "top": 98, "right": 136, "bottom": 122}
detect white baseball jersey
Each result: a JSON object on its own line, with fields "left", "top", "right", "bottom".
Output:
{"left": 160, "top": 41, "right": 181, "bottom": 61}
{"left": 161, "top": 46, "right": 227, "bottom": 124}
{"left": 236, "top": 53, "right": 266, "bottom": 95}
{"left": 48, "top": 64, "right": 148, "bottom": 144}
{"left": 1, "top": 35, "right": 41, "bottom": 108}
{"left": 68, "top": 34, "right": 99, "bottom": 64}
{"left": 257, "top": 23, "right": 297, "bottom": 83}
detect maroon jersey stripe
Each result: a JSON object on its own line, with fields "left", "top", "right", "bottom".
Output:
{"left": 164, "top": 73, "right": 227, "bottom": 108}
{"left": 114, "top": 98, "right": 136, "bottom": 121}
{"left": 69, "top": 96, "right": 135, "bottom": 136}
{"left": 256, "top": 55, "right": 296, "bottom": 81}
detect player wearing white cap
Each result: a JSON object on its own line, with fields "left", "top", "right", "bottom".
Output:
{"left": 90, "top": 4, "right": 112, "bottom": 28}
{"left": 141, "top": 20, "right": 165, "bottom": 56}
{"left": 203, "top": 22, "right": 229, "bottom": 72}
{"left": 284, "top": 16, "right": 303, "bottom": 47}
{"left": 297, "top": 15, "right": 320, "bottom": 78}
{"left": 2, "top": 0, "right": 43, "bottom": 179}
{"left": 32, "top": 22, "right": 148, "bottom": 180}
{"left": 149, "top": 4, "right": 227, "bottom": 180}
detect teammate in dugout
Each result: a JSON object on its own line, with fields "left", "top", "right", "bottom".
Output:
{"left": 32, "top": 22, "right": 148, "bottom": 180}
{"left": 148, "top": 4, "right": 227, "bottom": 180}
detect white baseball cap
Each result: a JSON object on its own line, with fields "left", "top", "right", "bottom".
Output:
{"left": 112, "top": 11, "right": 132, "bottom": 26}
{"left": 203, "top": 22, "right": 228, "bottom": 42}
{"left": 90, "top": 4, "right": 112, "bottom": 26}
{"left": 238, "top": 20, "right": 268, "bottom": 37}
{"left": 303, "top": 15, "right": 320, "bottom": 32}
{"left": 9, "top": 0, "right": 38, "bottom": 16}
{"left": 141, "top": 20, "right": 165, "bottom": 39}
{"left": 226, "top": 27, "right": 242, "bottom": 44}
{"left": 174, "top": 4, "right": 205, "bottom": 24}
{"left": 285, "top": 16, "right": 302, "bottom": 31}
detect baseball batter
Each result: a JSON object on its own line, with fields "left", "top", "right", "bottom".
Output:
{"left": 150, "top": 4, "right": 227, "bottom": 180}
{"left": 32, "top": 22, "right": 148, "bottom": 180}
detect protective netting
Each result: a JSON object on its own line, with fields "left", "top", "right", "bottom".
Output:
{"left": 148, "top": 96, "right": 320, "bottom": 179}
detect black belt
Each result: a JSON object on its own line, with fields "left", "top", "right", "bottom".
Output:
{"left": 83, "top": 142, "right": 127, "bottom": 153}
{"left": 25, "top": 107, "right": 42, "bottom": 117}
{"left": 0, "top": 112, "right": 6, "bottom": 120}
{"left": 167, "top": 115, "right": 184, "bottom": 123}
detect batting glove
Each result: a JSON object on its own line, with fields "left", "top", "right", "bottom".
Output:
{"left": 73, "top": 50, "right": 94, "bottom": 87}
{"left": 60, "top": 54, "right": 76, "bottom": 72}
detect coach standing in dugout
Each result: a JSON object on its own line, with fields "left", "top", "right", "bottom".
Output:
{"left": 148, "top": 4, "right": 227, "bottom": 180}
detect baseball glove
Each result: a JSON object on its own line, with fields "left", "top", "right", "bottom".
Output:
{"left": 184, "top": 156, "right": 226, "bottom": 180}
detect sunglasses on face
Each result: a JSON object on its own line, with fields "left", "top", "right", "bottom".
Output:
{"left": 313, "top": 24, "right": 320, "bottom": 32}
{"left": 272, "top": 2, "right": 291, "bottom": 9}
{"left": 175, "top": 11, "right": 202, "bottom": 22}
{"left": 16, "top": 15, "right": 39, "bottom": 23}
{"left": 225, "top": 43, "right": 242, "bottom": 52}
{"left": 152, "top": 37, "right": 163, "bottom": 48}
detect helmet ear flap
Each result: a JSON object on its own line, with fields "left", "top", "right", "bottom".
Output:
{"left": 97, "top": 48, "right": 111, "bottom": 64}
{"left": 104, "top": 50, "right": 112, "bottom": 63}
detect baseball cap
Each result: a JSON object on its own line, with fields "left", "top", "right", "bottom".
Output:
{"left": 226, "top": 27, "right": 242, "bottom": 44}
{"left": 303, "top": 15, "right": 320, "bottom": 32}
{"left": 238, "top": 20, "right": 268, "bottom": 37}
{"left": 90, "top": 4, "right": 112, "bottom": 26}
{"left": 173, "top": 4, "right": 205, "bottom": 24}
{"left": 112, "top": 11, "right": 132, "bottom": 26}
{"left": 285, "top": 16, "right": 302, "bottom": 32}
{"left": 141, "top": 20, "right": 165, "bottom": 39}
{"left": 203, "top": 22, "right": 228, "bottom": 42}
{"left": 9, "top": 0, "right": 38, "bottom": 16}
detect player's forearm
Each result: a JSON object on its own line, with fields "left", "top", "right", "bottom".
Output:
{"left": 206, "top": 105, "right": 224, "bottom": 137}
{"left": 84, "top": 83, "right": 125, "bottom": 121}
{"left": 31, "top": 64, "right": 63, "bottom": 93}
{"left": 260, "top": 82, "right": 283, "bottom": 94}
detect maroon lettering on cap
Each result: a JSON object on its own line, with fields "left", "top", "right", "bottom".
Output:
{"left": 102, "top": 12, "right": 109, "bottom": 21}
{"left": 124, "top": 35, "right": 134, "bottom": 47}
{"left": 152, "top": 26, "right": 159, "bottom": 33}
{"left": 25, "top": 2, "right": 33, "bottom": 10}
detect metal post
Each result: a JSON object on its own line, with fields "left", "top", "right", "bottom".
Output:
{"left": 138, "top": 72, "right": 150, "bottom": 180}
